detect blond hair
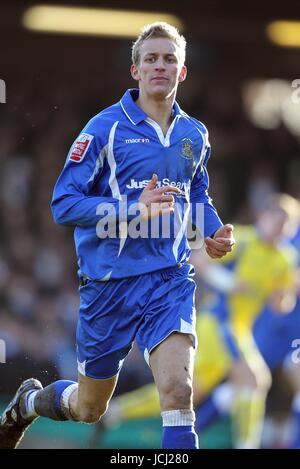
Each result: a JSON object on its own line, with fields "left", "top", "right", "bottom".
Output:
{"left": 132, "top": 22, "right": 186, "bottom": 65}
{"left": 262, "top": 193, "right": 300, "bottom": 221}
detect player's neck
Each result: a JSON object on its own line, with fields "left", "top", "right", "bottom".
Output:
{"left": 136, "top": 91, "right": 174, "bottom": 136}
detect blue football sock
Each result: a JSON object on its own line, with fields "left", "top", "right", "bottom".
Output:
{"left": 162, "top": 425, "right": 198, "bottom": 449}
{"left": 33, "top": 380, "right": 77, "bottom": 421}
{"left": 161, "top": 410, "right": 199, "bottom": 449}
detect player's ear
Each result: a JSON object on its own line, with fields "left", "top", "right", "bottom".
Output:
{"left": 131, "top": 64, "right": 140, "bottom": 82}
{"left": 178, "top": 65, "right": 187, "bottom": 83}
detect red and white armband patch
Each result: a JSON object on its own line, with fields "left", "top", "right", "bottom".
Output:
{"left": 69, "top": 133, "right": 94, "bottom": 163}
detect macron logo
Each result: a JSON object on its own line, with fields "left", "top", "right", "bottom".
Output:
{"left": 125, "top": 138, "right": 150, "bottom": 144}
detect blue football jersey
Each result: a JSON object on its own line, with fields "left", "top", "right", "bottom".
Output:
{"left": 51, "top": 89, "right": 222, "bottom": 280}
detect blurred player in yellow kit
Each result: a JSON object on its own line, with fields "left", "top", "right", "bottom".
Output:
{"left": 191, "top": 193, "right": 298, "bottom": 448}
{"left": 103, "top": 193, "right": 298, "bottom": 449}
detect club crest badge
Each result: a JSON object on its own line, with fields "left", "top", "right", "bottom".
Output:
{"left": 180, "top": 138, "right": 194, "bottom": 160}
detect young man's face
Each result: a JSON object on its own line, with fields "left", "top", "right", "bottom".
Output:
{"left": 131, "top": 37, "right": 187, "bottom": 100}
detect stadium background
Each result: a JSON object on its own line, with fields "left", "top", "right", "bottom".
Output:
{"left": 0, "top": 0, "right": 299, "bottom": 448}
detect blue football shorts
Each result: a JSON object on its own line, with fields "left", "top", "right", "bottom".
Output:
{"left": 76, "top": 263, "right": 197, "bottom": 379}
{"left": 253, "top": 299, "right": 300, "bottom": 370}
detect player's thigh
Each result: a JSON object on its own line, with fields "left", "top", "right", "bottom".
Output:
{"left": 150, "top": 332, "right": 195, "bottom": 394}
{"left": 228, "top": 357, "right": 257, "bottom": 389}
{"left": 76, "top": 371, "right": 118, "bottom": 410}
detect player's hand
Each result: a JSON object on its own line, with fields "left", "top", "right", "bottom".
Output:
{"left": 205, "top": 224, "right": 235, "bottom": 259}
{"left": 138, "top": 173, "right": 181, "bottom": 220}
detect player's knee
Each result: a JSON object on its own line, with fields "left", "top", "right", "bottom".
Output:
{"left": 160, "top": 378, "right": 193, "bottom": 410}
{"left": 77, "top": 403, "right": 108, "bottom": 424}
{"left": 232, "top": 361, "right": 258, "bottom": 390}
{"left": 256, "top": 367, "right": 272, "bottom": 393}
{"left": 245, "top": 368, "right": 258, "bottom": 390}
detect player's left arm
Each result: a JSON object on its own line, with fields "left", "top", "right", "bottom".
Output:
{"left": 269, "top": 257, "right": 298, "bottom": 314}
{"left": 190, "top": 139, "right": 235, "bottom": 259}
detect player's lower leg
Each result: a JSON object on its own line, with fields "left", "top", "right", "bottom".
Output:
{"left": 231, "top": 387, "right": 266, "bottom": 449}
{"left": 149, "top": 332, "right": 198, "bottom": 448}
{"left": 20, "top": 379, "right": 109, "bottom": 423}
{"left": 23, "top": 380, "right": 79, "bottom": 421}
{"left": 0, "top": 379, "right": 79, "bottom": 449}
{"left": 291, "top": 392, "right": 300, "bottom": 448}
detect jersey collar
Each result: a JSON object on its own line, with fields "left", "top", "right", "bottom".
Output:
{"left": 120, "top": 88, "right": 183, "bottom": 125}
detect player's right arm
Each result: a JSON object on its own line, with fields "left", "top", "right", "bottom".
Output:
{"left": 51, "top": 117, "right": 180, "bottom": 227}
{"left": 51, "top": 116, "right": 136, "bottom": 228}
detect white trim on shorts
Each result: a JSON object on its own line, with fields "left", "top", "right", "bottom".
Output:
{"left": 143, "top": 319, "right": 197, "bottom": 367}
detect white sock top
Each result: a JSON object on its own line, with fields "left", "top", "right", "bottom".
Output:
{"left": 161, "top": 409, "right": 195, "bottom": 427}
{"left": 61, "top": 383, "right": 78, "bottom": 419}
